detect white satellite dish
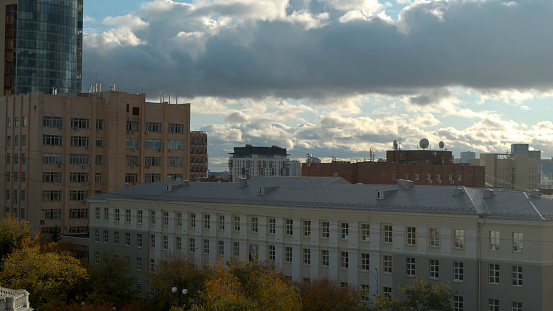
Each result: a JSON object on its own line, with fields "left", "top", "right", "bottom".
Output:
{"left": 393, "top": 140, "right": 398, "bottom": 150}
{"left": 439, "top": 141, "right": 444, "bottom": 149}
{"left": 419, "top": 138, "right": 429, "bottom": 149}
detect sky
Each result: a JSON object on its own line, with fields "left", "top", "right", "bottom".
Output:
{"left": 83, "top": 0, "right": 553, "bottom": 171}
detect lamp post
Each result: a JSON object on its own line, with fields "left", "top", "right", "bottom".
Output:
{"left": 172, "top": 282, "right": 188, "bottom": 307}
{"left": 368, "top": 267, "right": 379, "bottom": 295}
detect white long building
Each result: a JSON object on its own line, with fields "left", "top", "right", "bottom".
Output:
{"left": 88, "top": 177, "right": 553, "bottom": 311}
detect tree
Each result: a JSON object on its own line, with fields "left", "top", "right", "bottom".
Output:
{"left": 372, "top": 278, "right": 455, "bottom": 311}
{"left": 148, "top": 253, "right": 206, "bottom": 311}
{"left": 0, "top": 245, "right": 88, "bottom": 310}
{"left": 86, "top": 252, "right": 138, "bottom": 308}
{"left": 300, "top": 279, "right": 364, "bottom": 311}
{"left": 0, "top": 214, "right": 31, "bottom": 262}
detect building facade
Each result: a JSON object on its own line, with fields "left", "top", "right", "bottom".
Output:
{"left": 470, "top": 153, "right": 539, "bottom": 191}
{"left": 190, "top": 131, "right": 207, "bottom": 179}
{"left": 89, "top": 177, "right": 553, "bottom": 311}
{"left": 228, "top": 145, "right": 290, "bottom": 182}
{"left": 0, "top": 91, "right": 190, "bottom": 236}
{"left": 0, "top": 0, "right": 83, "bottom": 95}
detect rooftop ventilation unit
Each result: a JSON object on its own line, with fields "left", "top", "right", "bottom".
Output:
{"left": 453, "top": 188, "right": 464, "bottom": 197}
{"left": 238, "top": 178, "right": 248, "bottom": 189}
{"left": 483, "top": 189, "right": 495, "bottom": 199}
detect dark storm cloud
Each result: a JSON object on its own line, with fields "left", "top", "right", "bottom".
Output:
{"left": 83, "top": 0, "right": 553, "bottom": 99}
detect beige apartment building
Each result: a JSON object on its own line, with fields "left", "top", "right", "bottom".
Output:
{"left": 89, "top": 177, "right": 553, "bottom": 311}
{"left": 470, "top": 152, "right": 539, "bottom": 191}
{"left": 0, "top": 91, "right": 190, "bottom": 236}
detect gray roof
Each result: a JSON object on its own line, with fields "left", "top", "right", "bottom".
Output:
{"left": 91, "top": 177, "right": 553, "bottom": 221}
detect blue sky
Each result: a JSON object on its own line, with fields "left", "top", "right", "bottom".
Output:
{"left": 82, "top": 0, "right": 553, "bottom": 171}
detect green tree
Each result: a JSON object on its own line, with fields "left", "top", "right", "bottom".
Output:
{"left": 0, "top": 245, "right": 88, "bottom": 310}
{"left": 0, "top": 214, "right": 31, "bottom": 262}
{"left": 85, "top": 252, "right": 138, "bottom": 308}
{"left": 372, "top": 278, "right": 455, "bottom": 311}
{"left": 300, "top": 279, "right": 364, "bottom": 311}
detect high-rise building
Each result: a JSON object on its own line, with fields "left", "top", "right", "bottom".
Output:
{"left": 460, "top": 151, "right": 476, "bottom": 164}
{"left": 0, "top": 91, "right": 190, "bottom": 236}
{"left": 228, "top": 145, "right": 290, "bottom": 182}
{"left": 0, "top": 0, "right": 83, "bottom": 95}
{"left": 190, "top": 130, "right": 207, "bottom": 179}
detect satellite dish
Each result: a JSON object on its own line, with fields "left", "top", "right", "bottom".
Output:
{"left": 439, "top": 141, "right": 444, "bottom": 149}
{"left": 393, "top": 140, "right": 398, "bottom": 150}
{"left": 419, "top": 138, "right": 429, "bottom": 149}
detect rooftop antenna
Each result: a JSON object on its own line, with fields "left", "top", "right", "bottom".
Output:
{"left": 439, "top": 141, "right": 445, "bottom": 150}
{"left": 419, "top": 138, "right": 429, "bottom": 150}
{"left": 369, "top": 147, "right": 375, "bottom": 162}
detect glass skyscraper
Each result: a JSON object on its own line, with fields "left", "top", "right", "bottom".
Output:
{"left": 1, "top": 0, "right": 83, "bottom": 95}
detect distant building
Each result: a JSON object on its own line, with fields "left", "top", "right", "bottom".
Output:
{"left": 228, "top": 145, "right": 290, "bottom": 182}
{"left": 190, "top": 131, "right": 208, "bottom": 179}
{"left": 289, "top": 160, "right": 301, "bottom": 176}
{"left": 0, "top": 285, "right": 31, "bottom": 311}
{"left": 0, "top": 0, "right": 83, "bottom": 95}
{"left": 460, "top": 151, "right": 476, "bottom": 164}
{"left": 303, "top": 149, "right": 484, "bottom": 187}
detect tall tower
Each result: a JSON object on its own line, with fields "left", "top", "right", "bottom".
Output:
{"left": 0, "top": 0, "right": 83, "bottom": 95}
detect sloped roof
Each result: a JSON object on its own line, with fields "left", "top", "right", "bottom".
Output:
{"left": 91, "top": 177, "right": 553, "bottom": 221}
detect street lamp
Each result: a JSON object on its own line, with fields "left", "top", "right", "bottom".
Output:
{"left": 171, "top": 283, "right": 188, "bottom": 306}
{"left": 368, "top": 267, "right": 379, "bottom": 294}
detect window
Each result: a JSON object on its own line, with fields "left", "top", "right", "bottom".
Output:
{"left": 176, "top": 237, "right": 182, "bottom": 251}
{"left": 512, "top": 302, "right": 522, "bottom": 311}
{"left": 285, "top": 247, "right": 293, "bottom": 263}
{"left": 126, "top": 121, "right": 139, "bottom": 132}
{"left": 268, "top": 218, "right": 276, "bottom": 234}
{"left": 190, "top": 213, "right": 196, "bottom": 228}
{"left": 218, "top": 241, "right": 225, "bottom": 256}
{"left": 341, "top": 252, "right": 349, "bottom": 269}
{"left": 145, "top": 139, "right": 162, "bottom": 149}
{"left": 321, "top": 250, "right": 330, "bottom": 267}
{"left": 251, "top": 217, "right": 258, "bottom": 233}
{"left": 95, "top": 252, "right": 100, "bottom": 264}
{"left": 145, "top": 122, "right": 162, "bottom": 133}
{"left": 383, "top": 287, "right": 392, "bottom": 298}
{"left": 177, "top": 213, "right": 183, "bottom": 227}
{"left": 22, "top": 135, "right": 27, "bottom": 146}
{"left": 125, "top": 233, "right": 131, "bottom": 246}
{"left": 70, "top": 136, "right": 90, "bottom": 147}
{"left": 321, "top": 221, "right": 330, "bottom": 238}
{"left": 136, "top": 257, "right": 142, "bottom": 271}
{"left": 43, "top": 116, "right": 63, "bottom": 128}
{"left": 218, "top": 215, "right": 225, "bottom": 230}
{"left": 430, "top": 259, "right": 439, "bottom": 279}
{"left": 150, "top": 259, "right": 156, "bottom": 272}
{"left": 430, "top": 228, "right": 440, "bottom": 247}
{"left": 6, "top": 153, "right": 10, "bottom": 165}
{"left": 233, "top": 216, "right": 240, "bottom": 231}
{"left": 204, "top": 214, "right": 211, "bottom": 229}
{"left": 95, "top": 173, "right": 103, "bottom": 183}
{"left": 361, "top": 223, "right": 370, "bottom": 242}
{"left": 95, "top": 230, "right": 100, "bottom": 242}
{"left": 383, "top": 255, "right": 393, "bottom": 273}
{"left": 268, "top": 245, "right": 276, "bottom": 261}
{"left": 126, "top": 155, "right": 139, "bottom": 166}
{"left": 233, "top": 242, "right": 240, "bottom": 256}
{"left": 70, "top": 208, "right": 88, "bottom": 219}
{"left": 14, "top": 135, "right": 18, "bottom": 146}
{"left": 137, "top": 211, "right": 143, "bottom": 224}
{"left": 384, "top": 225, "right": 393, "bottom": 244}
{"left": 125, "top": 209, "right": 131, "bottom": 223}
{"left": 71, "top": 118, "right": 90, "bottom": 129}
{"left": 69, "top": 190, "right": 88, "bottom": 201}
{"left": 454, "top": 262, "right": 464, "bottom": 282}
{"left": 302, "top": 220, "right": 311, "bottom": 237}
{"left": 512, "top": 232, "right": 523, "bottom": 252}
{"left": 150, "top": 211, "right": 156, "bottom": 225}
{"left": 454, "top": 296, "right": 463, "bottom": 311}
{"left": 406, "top": 226, "right": 416, "bottom": 246}
{"left": 512, "top": 266, "right": 522, "bottom": 286}
{"left": 103, "top": 230, "right": 109, "bottom": 243}
{"left": 151, "top": 234, "right": 156, "bottom": 248}
{"left": 145, "top": 173, "right": 161, "bottom": 183}
{"left": 96, "top": 119, "right": 104, "bottom": 131}
{"left": 455, "top": 229, "right": 465, "bottom": 249}
{"left": 168, "top": 157, "right": 184, "bottom": 167}
{"left": 114, "top": 231, "right": 120, "bottom": 244}
{"left": 203, "top": 240, "right": 210, "bottom": 254}
{"left": 190, "top": 238, "right": 196, "bottom": 253}
{"left": 341, "top": 222, "right": 349, "bottom": 239}
{"left": 361, "top": 284, "right": 370, "bottom": 302}
{"left": 163, "top": 236, "right": 169, "bottom": 250}
{"left": 489, "top": 299, "right": 499, "bottom": 311}
{"left": 137, "top": 234, "right": 143, "bottom": 247}
{"left": 43, "top": 172, "right": 63, "bottom": 183}
{"left": 21, "top": 154, "right": 26, "bottom": 165}
{"left": 303, "top": 249, "right": 311, "bottom": 265}
{"left": 361, "top": 253, "right": 370, "bottom": 271}
{"left": 169, "top": 123, "right": 185, "bottom": 133}
{"left": 69, "top": 172, "right": 89, "bottom": 183}
{"left": 43, "top": 134, "right": 63, "bottom": 146}
{"left": 95, "top": 137, "right": 103, "bottom": 147}
{"left": 489, "top": 264, "right": 500, "bottom": 284}
{"left": 42, "top": 191, "right": 62, "bottom": 201}
{"left": 490, "top": 231, "right": 500, "bottom": 251}
{"left": 286, "top": 219, "right": 293, "bottom": 236}
{"left": 168, "top": 140, "right": 185, "bottom": 150}
{"left": 125, "top": 173, "right": 138, "bottom": 183}
{"left": 145, "top": 156, "right": 162, "bottom": 167}
{"left": 7, "top": 136, "right": 11, "bottom": 147}
{"left": 69, "top": 154, "right": 89, "bottom": 165}
{"left": 406, "top": 257, "right": 416, "bottom": 277}
{"left": 126, "top": 138, "right": 139, "bottom": 149}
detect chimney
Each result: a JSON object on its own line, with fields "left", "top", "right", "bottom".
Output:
{"left": 238, "top": 178, "right": 248, "bottom": 189}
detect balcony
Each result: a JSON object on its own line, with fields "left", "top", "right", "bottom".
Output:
{"left": 0, "top": 286, "right": 32, "bottom": 311}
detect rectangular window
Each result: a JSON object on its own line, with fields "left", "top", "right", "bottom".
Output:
{"left": 233, "top": 242, "right": 240, "bottom": 256}
{"left": 321, "top": 221, "right": 330, "bottom": 238}
{"left": 43, "top": 172, "right": 63, "bottom": 183}
{"left": 145, "top": 139, "right": 162, "bottom": 149}
{"left": 160, "top": 211, "right": 167, "bottom": 226}
{"left": 380, "top": 256, "right": 392, "bottom": 274}
{"left": 69, "top": 172, "right": 89, "bottom": 183}
{"left": 95, "top": 252, "right": 100, "bottom": 264}
{"left": 189, "top": 213, "right": 196, "bottom": 228}
{"left": 406, "top": 257, "right": 416, "bottom": 276}
{"left": 203, "top": 239, "right": 210, "bottom": 254}
{"left": 177, "top": 213, "right": 182, "bottom": 227}
{"left": 489, "top": 299, "right": 499, "bottom": 311}
{"left": 104, "top": 230, "right": 109, "bottom": 243}
{"left": 96, "top": 119, "right": 104, "bottom": 131}
{"left": 512, "top": 266, "right": 522, "bottom": 286}
{"left": 189, "top": 238, "right": 196, "bottom": 253}
{"left": 150, "top": 234, "right": 156, "bottom": 248}
{"left": 512, "top": 232, "right": 523, "bottom": 252}
{"left": 407, "top": 226, "right": 416, "bottom": 246}
{"left": 233, "top": 216, "right": 240, "bottom": 231}
{"left": 176, "top": 237, "right": 182, "bottom": 251}
{"left": 144, "top": 173, "right": 161, "bottom": 183}
{"left": 125, "top": 210, "right": 131, "bottom": 223}
{"left": 286, "top": 219, "right": 293, "bottom": 236}
{"left": 71, "top": 118, "right": 90, "bottom": 129}
{"left": 126, "top": 121, "right": 139, "bottom": 132}
{"left": 269, "top": 218, "right": 276, "bottom": 234}
{"left": 268, "top": 245, "right": 276, "bottom": 261}
{"left": 137, "top": 234, "right": 143, "bottom": 248}
{"left": 361, "top": 223, "right": 370, "bottom": 242}
{"left": 126, "top": 155, "right": 139, "bottom": 166}
{"left": 70, "top": 208, "right": 88, "bottom": 219}
{"left": 455, "top": 229, "right": 465, "bottom": 249}
{"left": 361, "top": 284, "right": 370, "bottom": 302}
{"left": 114, "top": 232, "right": 120, "bottom": 244}
{"left": 454, "top": 296, "right": 463, "bottom": 311}
{"left": 321, "top": 250, "right": 329, "bottom": 267}
{"left": 168, "top": 156, "right": 184, "bottom": 167}
{"left": 150, "top": 259, "right": 156, "bottom": 273}
{"left": 137, "top": 210, "right": 143, "bottom": 224}
{"left": 512, "top": 302, "right": 522, "bottom": 311}
{"left": 384, "top": 225, "right": 393, "bottom": 244}
{"left": 41, "top": 191, "right": 62, "bottom": 201}
{"left": 341, "top": 222, "right": 349, "bottom": 239}
{"left": 218, "top": 215, "right": 225, "bottom": 230}
{"left": 168, "top": 140, "right": 185, "bottom": 150}
{"left": 204, "top": 214, "right": 211, "bottom": 229}
{"left": 43, "top": 116, "right": 63, "bottom": 128}
{"left": 430, "top": 259, "right": 440, "bottom": 279}
{"left": 69, "top": 154, "right": 89, "bottom": 165}
{"left": 145, "top": 122, "right": 162, "bottom": 133}
{"left": 125, "top": 233, "right": 131, "bottom": 246}
{"left": 144, "top": 156, "right": 162, "bottom": 167}
{"left": 218, "top": 241, "right": 225, "bottom": 256}
{"left": 69, "top": 190, "right": 88, "bottom": 201}
{"left": 430, "top": 228, "right": 440, "bottom": 247}
{"left": 70, "top": 136, "right": 90, "bottom": 147}
{"left": 95, "top": 173, "right": 102, "bottom": 183}
{"left": 95, "top": 230, "right": 100, "bottom": 242}
{"left": 163, "top": 236, "right": 169, "bottom": 250}
{"left": 150, "top": 211, "right": 156, "bottom": 225}
{"left": 125, "top": 173, "right": 138, "bottom": 183}
{"left": 43, "top": 134, "right": 63, "bottom": 146}
{"left": 489, "top": 264, "right": 500, "bottom": 284}
{"left": 126, "top": 138, "right": 139, "bottom": 149}
{"left": 303, "top": 220, "right": 311, "bottom": 237}
{"left": 361, "top": 253, "right": 370, "bottom": 271}
{"left": 340, "top": 252, "right": 349, "bottom": 269}
{"left": 303, "top": 249, "right": 311, "bottom": 265}
{"left": 168, "top": 123, "right": 184, "bottom": 133}
{"left": 490, "top": 231, "right": 500, "bottom": 251}
{"left": 285, "top": 247, "right": 293, "bottom": 263}
{"left": 454, "top": 262, "right": 464, "bottom": 282}
{"left": 136, "top": 257, "right": 142, "bottom": 272}
{"left": 251, "top": 217, "right": 258, "bottom": 233}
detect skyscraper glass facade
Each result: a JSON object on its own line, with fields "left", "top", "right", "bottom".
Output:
{"left": 13, "top": 0, "right": 82, "bottom": 94}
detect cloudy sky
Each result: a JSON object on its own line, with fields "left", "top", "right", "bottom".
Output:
{"left": 83, "top": 0, "right": 553, "bottom": 171}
